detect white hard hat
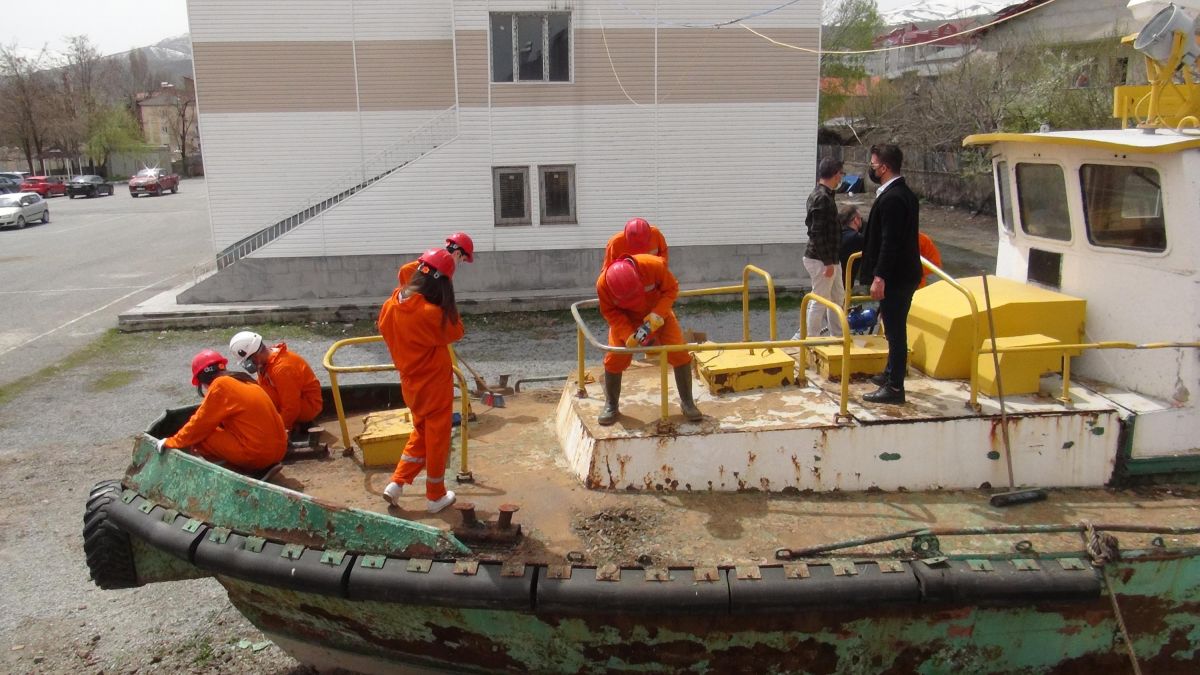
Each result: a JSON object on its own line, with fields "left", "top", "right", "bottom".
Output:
{"left": 229, "top": 331, "right": 264, "bottom": 360}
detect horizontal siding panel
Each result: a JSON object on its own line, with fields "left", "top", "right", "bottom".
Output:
{"left": 455, "top": 1, "right": 818, "bottom": 30}
{"left": 352, "top": 0, "right": 451, "bottom": 40}
{"left": 193, "top": 42, "right": 358, "bottom": 113}
{"left": 357, "top": 41, "right": 457, "bottom": 111}
{"left": 189, "top": 0, "right": 355, "bottom": 42}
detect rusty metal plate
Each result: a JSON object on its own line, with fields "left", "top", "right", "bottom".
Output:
{"left": 1013, "top": 559, "right": 1041, "bottom": 571}
{"left": 407, "top": 559, "right": 433, "bottom": 574}
{"left": 735, "top": 565, "right": 762, "bottom": 580}
{"left": 546, "top": 565, "right": 573, "bottom": 580}
{"left": 1058, "top": 558, "right": 1088, "bottom": 571}
{"left": 452, "top": 560, "right": 479, "bottom": 576}
{"left": 160, "top": 508, "right": 179, "bottom": 524}
{"left": 831, "top": 560, "right": 858, "bottom": 577}
{"left": 644, "top": 568, "right": 672, "bottom": 582}
{"left": 784, "top": 563, "right": 811, "bottom": 579}
{"left": 693, "top": 566, "right": 720, "bottom": 583}
{"left": 967, "top": 559, "right": 994, "bottom": 572}
{"left": 181, "top": 518, "right": 203, "bottom": 534}
{"left": 208, "top": 527, "right": 231, "bottom": 544}
{"left": 921, "top": 556, "right": 950, "bottom": 567}
{"left": 121, "top": 489, "right": 138, "bottom": 504}
{"left": 596, "top": 563, "right": 621, "bottom": 582}
{"left": 320, "top": 550, "right": 347, "bottom": 567}
{"left": 281, "top": 543, "right": 305, "bottom": 560}
{"left": 877, "top": 560, "right": 905, "bottom": 574}
{"left": 500, "top": 562, "right": 526, "bottom": 578}
{"left": 360, "top": 555, "right": 387, "bottom": 569}
{"left": 244, "top": 536, "right": 266, "bottom": 553}
{"left": 137, "top": 501, "right": 155, "bottom": 514}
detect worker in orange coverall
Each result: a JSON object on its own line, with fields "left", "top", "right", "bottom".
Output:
{"left": 229, "top": 330, "right": 323, "bottom": 434}
{"left": 377, "top": 248, "right": 464, "bottom": 514}
{"left": 155, "top": 349, "right": 287, "bottom": 473}
{"left": 918, "top": 232, "right": 943, "bottom": 288}
{"left": 396, "top": 231, "right": 475, "bottom": 287}
{"left": 596, "top": 254, "right": 702, "bottom": 426}
{"left": 602, "top": 217, "right": 669, "bottom": 270}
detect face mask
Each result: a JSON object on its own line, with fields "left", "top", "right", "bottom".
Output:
{"left": 868, "top": 167, "right": 881, "bottom": 184}
{"left": 242, "top": 357, "right": 258, "bottom": 375}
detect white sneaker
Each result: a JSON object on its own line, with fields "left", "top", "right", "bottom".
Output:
{"left": 427, "top": 490, "right": 456, "bottom": 513}
{"left": 383, "top": 481, "right": 403, "bottom": 506}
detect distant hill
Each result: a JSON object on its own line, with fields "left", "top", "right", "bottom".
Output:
{"left": 881, "top": 1, "right": 1010, "bottom": 26}
{"left": 112, "top": 34, "right": 194, "bottom": 84}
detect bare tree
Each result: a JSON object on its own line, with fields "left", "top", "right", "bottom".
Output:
{"left": 0, "top": 45, "right": 53, "bottom": 174}
{"left": 165, "top": 80, "right": 197, "bottom": 176}
{"left": 820, "top": 0, "right": 885, "bottom": 123}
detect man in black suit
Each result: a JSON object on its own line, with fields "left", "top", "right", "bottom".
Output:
{"left": 860, "top": 144, "right": 922, "bottom": 404}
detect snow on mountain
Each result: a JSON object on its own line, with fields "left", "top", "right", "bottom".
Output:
{"left": 881, "top": 1, "right": 1013, "bottom": 26}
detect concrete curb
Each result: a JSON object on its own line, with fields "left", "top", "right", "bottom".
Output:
{"left": 118, "top": 278, "right": 811, "bottom": 332}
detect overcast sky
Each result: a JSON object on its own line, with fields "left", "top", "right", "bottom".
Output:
{"left": 1, "top": 0, "right": 976, "bottom": 58}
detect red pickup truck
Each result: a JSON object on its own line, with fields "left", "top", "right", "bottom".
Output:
{"left": 19, "top": 176, "right": 67, "bottom": 197}
{"left": 128, "top": 168, "right": 179, "bottom": 197}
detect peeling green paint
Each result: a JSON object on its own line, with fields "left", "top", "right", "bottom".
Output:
{"left": 1062, "top": 441, "right": 1075, "bottom": 449}
{"left": 987, "top": 450, "right": 1002, "bottom": 460}
{"left": 1091, "top": 427, "right": 1105, "bottom": 436}
{"left": 879, "top": 452, "right": 901, "bottom": 461}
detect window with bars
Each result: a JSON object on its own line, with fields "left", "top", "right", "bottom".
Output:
{"left": 493, "top": 167, "right": 531, "bottom": 226}
{"left": 539, "top": 165, "right": 576, "bottom": 224}
{"left": 490, "top": 12, "right": 571, "bottom": 83}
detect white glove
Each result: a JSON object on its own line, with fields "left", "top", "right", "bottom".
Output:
{"left": 155, "top": 437, "right": 168, "bottom": 454}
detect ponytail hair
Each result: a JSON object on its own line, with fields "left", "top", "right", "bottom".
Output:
{"left": 405, "top": 269, "right": 460, "bottom": 328}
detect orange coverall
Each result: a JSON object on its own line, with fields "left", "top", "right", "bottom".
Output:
{"left": 597, "top": 253, "right": 691, "bottom": 373}
{"left": 378, "top": 289, "right": 465, "bottom": 500}
{"left": 166, "top": 376, "right": 287, "bottom": 472}
{"left": 258, "top": 343, "right": 323, "bottom": 431}
{"left": 918, "top": 232, "right": 943, "bottom": 288}
{"left": 602, "top": 226, "right": 669, "bottom": 270}
{"left": 396, "top": 259, "right": 420, "bottom": 288}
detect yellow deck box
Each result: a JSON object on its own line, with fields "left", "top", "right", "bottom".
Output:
{"left": 977, "top": 334, "right": 1072, "bottom": 396}
{"left": 696, "top": 348, "right": 796, "bottom": 395}
{"left": 811, "top": 336, "right": 894, "bottom": 381}
{"left": 355, "top": 409, "right": 414, "bottom": 468}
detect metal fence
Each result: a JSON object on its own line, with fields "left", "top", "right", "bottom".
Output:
{"left": 820, "top": 145, "right": 995, "bottom": 214}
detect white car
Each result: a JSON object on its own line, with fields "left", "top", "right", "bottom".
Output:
{"left": 0, "top": 192, "right": 49, "bottom": 229}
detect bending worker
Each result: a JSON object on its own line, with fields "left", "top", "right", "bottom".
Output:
{"left": 228, "top": 331, "right": 324, "bottom": 435}
{"left": 397, "top": 232, "right": 474, "bottom": 287}
{"left": 596, "top": 254, "right": 702, "bottom": 425}
{"left": 156, "top": 350, "right": 287, "bottom": 473}
{"left": 378, "top": 249, "right": 464, "bottom": 514}
{"left": 602, "top": 217, "right": 669, "bottom": 269}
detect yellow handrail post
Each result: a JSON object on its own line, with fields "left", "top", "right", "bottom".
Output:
{"left": 843, "top": 251, "right": 861, "bottom": 313}
{"left": 576, "top": 326, "right": 588, "bottom": 398}
{"left": 741, "top": 271, "right": 751, "bottom": 344}
{"left": 797, "top": 293, "right": 812, "bottom": 383}
{"left": 451, "top": 364, "right": 471, "bottom": 479}
{"left": 1059, "top": 353, "right": 1072, "bottom": 404}
{"left": 837, "top": 312, "right": 851, "bottom": 419}
{"left": 798, "top": 292, "right": 851, "bottom": 415}
{"left": 919, "top": 259, "right": 982, "bottom": 412}
{"left": 329, "top": 370, "right": 351, "bottom": 451}
{"left": 741, "top": 265, "right": 778, "bottom": 341}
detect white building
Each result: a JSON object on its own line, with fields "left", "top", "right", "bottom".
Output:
{"left": 181, "top": 0, "right": 820, "bottom": 302}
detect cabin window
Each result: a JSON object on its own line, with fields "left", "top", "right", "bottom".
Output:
{"left": 1079, "top": 164, "right": 1167, "bottom": 252}
{"left": 490, "top": 13, "right": 571, "bottom": 83}
{"left": 539, "top": 165, "right": 576, "bottom": 224}
{"left": 995, "top": 161, "right": 1014, "bottom": 234}
{"left": 493, "top": 167, "right": 531, "bottom": 226}
{"left": 1015, "top": 163, "right": 1072, "bottom": 241}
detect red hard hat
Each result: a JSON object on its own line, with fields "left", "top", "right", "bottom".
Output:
{"left": 418, "top": 248, "right": 456, "bottom": 280}
{"left": 191, "top": 349, "right": 228, "bottom": 386}
{"left": 623, "top": 218, "right": 652, "bottom": 253}
{"left": 445, "top": 232, "right": 474, "bottom": 263}
{"left": 604, "top": 257, "right": 643, "bottom": 308}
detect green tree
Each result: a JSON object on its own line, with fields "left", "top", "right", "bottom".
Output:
{"left": 820, "top": 0, "right": 885, "bottom": 122}
{"left": 86, "top": 106, "right": 146, "bottom": 175}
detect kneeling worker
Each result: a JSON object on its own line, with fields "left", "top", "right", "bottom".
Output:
{"left": 602, "top": 217, "right": 669, "bottom": 269}
{"left": 397, "top": 232, "right": 474, "bottom": 287}
{"left": 596, "top": 254, "right": 701, "bottom": 425}
{"left": 229, "top": 331, "right": 324, "bottom": 435}
{"left": 156, "top": 350, "right": 287, "bottom": 473}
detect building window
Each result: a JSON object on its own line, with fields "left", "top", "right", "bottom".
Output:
{"left": 1079, "top": 164, "right": 1166, "bottom": 252}
{"left": 490, "top": 13, "right": 571, "bottom": 83}
{"left": 539, "top": 165, "right": 576, "bottom": 224}
{"left": 1015, "top": 163, "right": 1072, "bottom": 242}
{"left": 493, "top": 167, "right": 531, "bottom": 226}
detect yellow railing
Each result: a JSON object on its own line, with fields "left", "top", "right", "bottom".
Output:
{"left": 322, "top": 336, "right": 473, "bottom": 477}
{"left": 572, "top": 265, "right": 852, "bottom": 421}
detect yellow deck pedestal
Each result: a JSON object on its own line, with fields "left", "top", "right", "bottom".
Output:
{"left": 977, "top": 334, "right": 1066, "bottom": 396}
{"left": 811, "top": 336, "right": 893, "bottom": 381}
{"left": 696, "top": 348, "right": 796, "bottom": 395}
{"left": 355, "top": 409, "right": 414, "bottom": 468}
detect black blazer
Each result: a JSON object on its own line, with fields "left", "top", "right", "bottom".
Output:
{"left": 859, "top": 177, "right": 923, "bottom": 288}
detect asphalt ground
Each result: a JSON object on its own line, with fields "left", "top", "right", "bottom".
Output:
{"left": 0, "top": 179, "right": 213, "bottom": 389}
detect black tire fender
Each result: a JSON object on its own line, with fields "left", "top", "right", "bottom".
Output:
{"left": 83, "top": 480, "right": 139, "bottom": 590}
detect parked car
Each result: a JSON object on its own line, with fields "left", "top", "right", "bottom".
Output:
{"left": 0, "top": 192, "right": 49, "bottom": 229}
{"left": 128, "top": 168, "right": 179, "bottom": 197}
{"left": 19, "top": 176, "right": 66, "bottom": 197}
{"left": 0, "top": 171, "right": 30, "bottom": 183}
{"left": 0, "top": 177, "right": 22, "bottom": 194}
{"left": 67, "top": 175, "right": 115, "bottom": 198}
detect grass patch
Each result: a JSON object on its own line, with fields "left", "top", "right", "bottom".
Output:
{"left": 0, "top": 329, "right": 128, "bottom": 407}
{"left": 88, "top": 369, "right": 140, "bottom": 392}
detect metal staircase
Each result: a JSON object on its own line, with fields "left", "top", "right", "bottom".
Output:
{"left": 215, "top": 106, "right": 459, "bottom": 269}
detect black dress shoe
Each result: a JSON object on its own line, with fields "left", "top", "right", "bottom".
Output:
{"left": 863, "top": 384, "right": 905, "bottom": 404}
{"left": 869, "top": 372, "right": 889, "bottom": 387}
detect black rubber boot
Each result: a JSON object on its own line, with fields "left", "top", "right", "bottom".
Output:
{"left": 598, "top": 371, "right": 622, "bottom": 426}
{"left": 674, "top": 364, "right": 704, "bottom": 422}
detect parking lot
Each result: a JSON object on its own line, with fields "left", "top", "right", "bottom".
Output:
{"left": 0, "top": 178, "right": 213, "bottom": 388}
